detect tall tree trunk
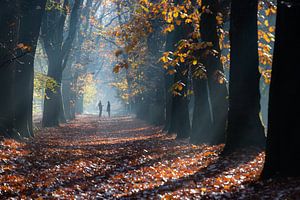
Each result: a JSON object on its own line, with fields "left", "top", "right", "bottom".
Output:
{"left": 62, "top": 63, "right": 73, "bottom": 120}
{"left": 146, "top": 18, "right": 165, "bottom": 125}
{"left": 41, "top": 0, "right": 83, "bottom": 127}
{"left": 14, "top": 0, "right": 46, "bottom": 137}
{"left": 191, "top": 78, "right": 212, "bottom": 143}
{"left": 261, "top": 1, "right": 300, "bottom": 179}
{"left": 191, "top": 0, "right": 228, "bottom": 144}
{"left": 0, "top": 0, "right": 19, "bottom": 138}
{"left": 223, "top": 0, "right": 266, "bottom": 153}
{"left": 75, "top": 95, "right": 84, "bottom": 114}
{"left": 1, "top": 0, "right": 46, "bottom": 138}
{"left": 164, "top": 31, "right": 175, "bottom": 132}
{"left": 168, "top": 27, "right": 191, "bottom": 139}
{"left": 202, "top": 0, "right": 228, "bottom": 144}
{"left": 42, "top": 54, "right": 63, "bottom": 127}
{"left": 65, "top": 0, "right": 93, "bottom": 116}
{"left": 166, "top": 0, "right": 192, "bottom": 139}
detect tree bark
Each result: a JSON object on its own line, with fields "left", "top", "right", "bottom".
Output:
{"left": 191, "top": 0, "right": 228, "bottom": 144}
{"left": 190, "top": 78, "right": 212, "bottom": 143}
{"left": 0, "top": 0, "right": 46, "bottom": 138}
{"left": 202, "top": 0, "right": 228, "bottom": 144}
{"left": 261, "top": 1, "right": 300, "bottom": 179}
{"left": 41, "top": 0, "right": 83, "bottom": 127}
{"left": 14, "top": 0, "right": 46, "bottom": 137}
{"left": 223, "top": 0, "right": 266, "bottom": 153}
{"left": 146, "top": 18, "right": 165, "bottom": 125}
{"left": 168, "top": 28, "right": 191, "bottom": 139}
{"left": 62, "top": 63, "right": 73, "bottom": 120}
{"left": 0, "top": 0, "right": 19, "bottom": 138}
{"left": 164, "top": 31, "right": 175, "bottom": 132}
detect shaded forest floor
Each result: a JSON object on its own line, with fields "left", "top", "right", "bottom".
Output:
{"left": 1, "top": 116, "right": 300, "bottom": 199}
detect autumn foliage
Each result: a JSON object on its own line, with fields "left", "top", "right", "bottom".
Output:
{"left": 1, "top": 116, "right": 300, "bottom": 198}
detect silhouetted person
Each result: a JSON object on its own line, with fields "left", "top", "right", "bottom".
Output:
{"left": 107, "top": 101, "right": 111, "bottom": 117}
{"left": 98, "top": 100, "right": 103, "bottom": 117}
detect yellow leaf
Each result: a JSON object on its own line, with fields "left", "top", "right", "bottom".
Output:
{"left": 216, "top": 15, "right": 223, "bottom": 25}
{"left": 180, "top": 57, "right": 185, "bottom": 63}
{"left": 163, "top": 24, "right": 174, "bottom": 33}
{"left": 263, "top": 32, "right": 271, "bottom": 43}
{"left": 264, "top": 20, "right": 269, "bottom": 27}
{"left": 177, "top": 84, "right": 183, "bottom": 91}
{"left": 180, "top": 13, "right": 187, "bottom": 19}
{"left": 269, "top": 26, "right": 275, "bottom": 33}
{"left": 265, "top": 8, "right": 271, "bottom": 16}
{"left": 166, "top": 17, "right": 173, "bottom": 23}
{"left": 161, "top": 56, "right": 168, "bottom": 63}
{"left": 141, "top": 5, "right": 149, "bottom": 13}
{"left": 185, "top": 18, "right": 192, "bottom": 23}
{"left": 173, "top": 11, "right": 179, "bottom": 18}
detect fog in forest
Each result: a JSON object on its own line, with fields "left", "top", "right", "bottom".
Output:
{"left": 1, "top": 0, "right": 300, "bottom": 198}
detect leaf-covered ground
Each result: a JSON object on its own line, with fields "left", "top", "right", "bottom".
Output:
{"left": 1, "top": 116, "right": 300, "bottom": 199}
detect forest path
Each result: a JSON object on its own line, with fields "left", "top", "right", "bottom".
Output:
{"left": 1, "top": 115, "right": 299, "bottom": 199}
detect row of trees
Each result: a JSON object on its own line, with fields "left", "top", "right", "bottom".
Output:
{"left": 111, "top": 0, "right": 300, "bottom": 178}
{"left": 1, "top": 0, "right": 299, "bottom": 179}
{"left": 0, "top": 0, "right": 110, "bottom": 138}
{"left": 112, "top": 0, "right": 268, "bottom": 147}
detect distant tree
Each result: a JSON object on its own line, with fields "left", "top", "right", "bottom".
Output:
{"left": 143, "top": 12, "right": 165, "bottom": 125}
{"left": 73, "top": 0, "right": 94, "bottom": 116}
{"left": 261, "top": 1, "right": 300, "bottom": 178}
{"left": 62, "top": 0, "right": 94, "bottom": 120}
{"left": 223, "top": 0, "right": 266, "bottom": 153}
{"left": 41, "top": 0, "right": 83, "bottom": 127}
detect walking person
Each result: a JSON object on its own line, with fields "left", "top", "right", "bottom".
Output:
{"left": 107, "top": 101, "right": 111, "bottom": 117}
{"left": 98, "top": 100, "right": 103, "bottom": 117}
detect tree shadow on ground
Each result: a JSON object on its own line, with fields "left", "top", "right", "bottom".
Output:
{"left": 213, "top": 177, "right": 300, "bottom": 199}
{"left": 0, "top": 116, "right": 266, "bottom": 199}
{"left": 121, "top": 148, "right": 262, "bottom": 199}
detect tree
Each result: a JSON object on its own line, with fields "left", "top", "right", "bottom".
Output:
{"left": 0, "top": 0, "right": 19, "bottom": 138}
{"left": 168, "top": 29, "right": 191, "bottom": 139}
{"left": 191, "top": 0, "right": 228, "bottom": 144}
{"left": 203, "top": 0, "right": 228, "bottom": 144}
{"left": 223, "top": 0, "right": 266, "bottom": 153}
{"left": 62, "top": 0, "right": 94, "bottom": 120}
{"left": 137, "top": 16, "right": 165, "bottom": 125}
{"left": 14, "top": 0, "right": 47, "bottom": 137}
{"left": 41, "top": 0, "right": 83, "bottom": 127}
{"left": 166, "top": 0, "right": 191, "bottom": 139}
{"left": 163, "top": 30, "right": 176, "bottom": 132}
{"left": 261, "top": 1, "right": 300, "bottom": 178}
{"left": 0, "top": 0, "right": 46, "bottom": 138}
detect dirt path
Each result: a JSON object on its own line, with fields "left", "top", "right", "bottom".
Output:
{"left": 1, "top": 116, "right": 299, "bottom": 199}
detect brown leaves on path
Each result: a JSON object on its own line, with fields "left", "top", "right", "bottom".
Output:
{"left": 1, "top": 115, "right": 300, "bottom": 199}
